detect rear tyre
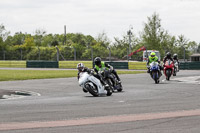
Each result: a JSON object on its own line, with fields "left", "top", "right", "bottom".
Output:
{"left": 106, "top": 86, "right": 112, "bottom": 96}
{"left": 107, "top": 79, "right": 115, "bottom": 92}
{"left": 117, "top": 84, "right": 123, "bottom": 92}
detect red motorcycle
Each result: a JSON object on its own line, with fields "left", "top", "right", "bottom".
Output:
{"left": 163, "top": 60, "right": 174, "bottom": 80}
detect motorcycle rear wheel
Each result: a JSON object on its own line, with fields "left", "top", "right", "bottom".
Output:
{"left": 117, "top": 84, "right": 123, "bottom": 92}
{"left": 106, "top": 87, "right": 112, "bottom": 96}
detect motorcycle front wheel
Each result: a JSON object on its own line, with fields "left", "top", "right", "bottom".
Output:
{"left": 153, "top": 72, "right": 159, "bottom": 84}
{"left": 166, "top": 69, "right": 171, "bottom": 80}
{"left": 85, "top": 84, "right": 99, "bottom": 97}
{"left": 173, "top": 68, "right": 176, "bottom": 76}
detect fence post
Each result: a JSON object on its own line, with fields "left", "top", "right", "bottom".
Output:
{"left": 109, "top": 47, "right": 111, "bottom": 62}
{"left": 3, "top": 50, "right": 5, "bottom": 60}
{"left": 38, "top": 46, "right": 40, "bottom": 60}
{"left": 56, "top": 46, "right": 59, "bottom": 61}
{"left": 91, "top": 48, "right": 93, "bottom": 62}
{"left": 73, "top": 47, "right": 76, "bottom": 61}
{"left": 20, "top": 48, "right": 23, "bottom": 60}
{"left": 127, "top": 48, "right": 129, "bottom": 61}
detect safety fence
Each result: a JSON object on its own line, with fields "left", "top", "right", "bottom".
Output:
{"left": 0, "top": 61, "right": 200, "bottom": 70}
{"left": 180, "top": 62, "right": 200, "bottom": 70}
{"left": 26, "top": 61, "right": 59, "bottom": 68}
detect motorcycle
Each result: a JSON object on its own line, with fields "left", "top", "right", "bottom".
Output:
{"left": 99, "top": 68, "right": 123, "bottom": 92}
{"left": 164, "top": 60, "right": 174, "bottom": 80}
{"left": 149, "top": 61, "right": 161, "bottom": 84}
{"left": 78, "top": 72, "right": 112, "bottom": 97}
{"left": 173, "top": 60, "right": 179, "bottom": 76}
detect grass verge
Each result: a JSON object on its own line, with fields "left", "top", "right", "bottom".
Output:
{"left": 0, "top": 69, "right": 145, "bottom": 81}
{"left": 0, "top": 61, "right": 26, "bottom": 68}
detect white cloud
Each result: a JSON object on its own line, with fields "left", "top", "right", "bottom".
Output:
{"left": 0, "top": 0, "right": 200, "bottom": 42}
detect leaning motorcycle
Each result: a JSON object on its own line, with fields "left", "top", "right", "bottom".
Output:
{"left": 149, "top": 61, "right": 161, "bottom": 84}
{"left": 78, "top": 72, "right": 112, "bottom": 97}
{"left": 99, "top": 68, "right": 123, "bottom": 92}
{"left": 173, "top": 60, "right": 179, "bottom": 76}
{"left": 163, "top": 60, "right": 174, "bottom": 80}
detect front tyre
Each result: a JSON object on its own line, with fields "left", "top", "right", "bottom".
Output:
{"left": 166, "top": 69, "right": 171, "bottom": 80}
{"left": 85, "top": 84, "right": 98, "bottom": 97}
{"left": 173, "top": 68, "right": 177, "bottom": 76}
{"left": 153, "top": 72, "right": 158, "bottom": 84}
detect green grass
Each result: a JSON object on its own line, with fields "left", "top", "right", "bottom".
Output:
{"left": 59, "top": 61, "right": 93, "bottom": 69}
{"left": 129, "top": 62, "right": 147, "bottom": 70}
{"left": 0, "top": 69, "right": 145, "bottom": 81}
{"left": 117, "top": 70, "right": 145, "bottom": 75}
{"left": 0, "top": 70, "right": 77, "bottom": 81}
{"left": 0, "top": 61, "right": 26, "bottom": 68}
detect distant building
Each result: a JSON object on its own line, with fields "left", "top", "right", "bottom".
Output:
{"left": 190, "top": 54, "right": 200, "bottom": 61}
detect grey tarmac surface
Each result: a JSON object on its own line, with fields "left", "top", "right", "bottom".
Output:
{"left": 0, "top": 70, "right": 200, "bottom": 133}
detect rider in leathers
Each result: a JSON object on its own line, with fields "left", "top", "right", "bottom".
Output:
{"left": 163, "top": 52, "right": 174, "bottom": 65}
{"left": 173, "top": 53, "right": 180, "bottom": 71}
{"left": 94, "top": 57, "right": 121, "bottom": 84}
{"left": 77, "top": 62, "right": 109, "bottom": 93}
{"left": 77, "top": 63, "right": 93, "bottom": 93}
{"left": 147, "top": 52, "right": 162, "bottom": 76}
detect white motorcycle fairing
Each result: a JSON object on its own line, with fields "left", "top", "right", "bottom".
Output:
{"left": 174, "top": 61, "right": 179, "bottom": 71}
{"left": 78, "top": 72, "right": 107, "bottom": 95}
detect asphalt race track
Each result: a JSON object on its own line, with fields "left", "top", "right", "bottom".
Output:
{"left": 0, "top": 70, "right": 200, "bottom": 133}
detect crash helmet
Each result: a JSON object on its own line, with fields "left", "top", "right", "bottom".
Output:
{"left": 166, "top": 52, "right": 171, "bottom": 58}
{"left": 150, "top": 52, "right": 156, "bottom": 60}
{"left": 94, "top": 57, "right": 101, "bottom": 66}
{"left": 173, "top": 53, "right": 178, "bottom": 59}
{"left": 77, "top": 63, "right": 84, "bottom": 72}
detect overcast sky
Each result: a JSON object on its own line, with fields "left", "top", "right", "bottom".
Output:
{"left": 0, "top": 0, "right": 200, "bottom": 42}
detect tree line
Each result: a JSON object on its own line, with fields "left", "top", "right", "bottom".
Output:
{"left": 1, "top": 12, "right": 200, "bottom": 61}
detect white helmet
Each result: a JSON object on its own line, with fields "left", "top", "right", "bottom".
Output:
{"left": 77, "top": 63, "right": 84, "bottom": 71}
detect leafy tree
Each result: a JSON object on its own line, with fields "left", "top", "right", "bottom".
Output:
{"left": 112, "top": 36, "right": 132, "bottom": 59}
{"left": 0, "top": 24, "right": 10, "bottom": 42}
{"left": 96, "top": 32, "right": 110, "bottom": 48}
{"left": 23, "top": 36, "right": 36, "bottom": 49}
{"left": 187, "top": 41, "right": 197, "bottom": 53}
{"left": 197, "top": 43, "right": 200, "bottom": 53}
{"left": 34, "top": 29, "right": 46, "bottom": 47}
{"left": 0, "top": 24, "right": 10, "bottom": 50}
{"left": 140, "top": 12, "right": 169, "bottom": 58}
{"left": 10, "top": 32, "right": 26, "bottom": 46}
{"left": 42, "top": 34, "right": 54, "bottom": 47}
{"left": 176, "top": 35, "right": 189, "bottom": 59}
